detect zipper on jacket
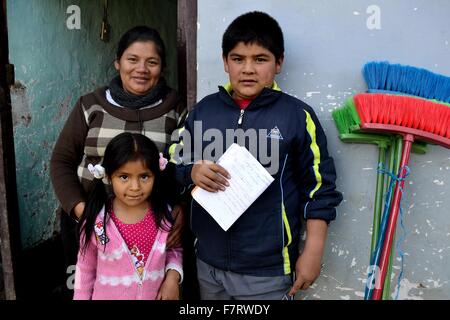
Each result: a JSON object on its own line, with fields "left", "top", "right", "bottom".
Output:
{"left": 237, "top": 109, "right": 245, "bottom": 125}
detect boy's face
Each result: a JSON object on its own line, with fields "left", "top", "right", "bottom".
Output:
{"left": 223, "top": 42, "right": 283, "bottom": 101}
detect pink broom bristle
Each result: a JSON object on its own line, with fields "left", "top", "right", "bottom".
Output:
{"left": 354, "top": 94, "right": 450, "bottom": 139}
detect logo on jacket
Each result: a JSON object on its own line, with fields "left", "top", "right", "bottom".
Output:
{"left": 267, "top": 126, "right": 284, "bottom": 140}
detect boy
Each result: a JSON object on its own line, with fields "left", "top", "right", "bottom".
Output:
{"left": 170, "top": 11, "right": 342, "bottom": 299}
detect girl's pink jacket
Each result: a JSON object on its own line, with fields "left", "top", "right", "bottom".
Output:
{"left": 74, "top": 206, "right": 183, "bottom": 300}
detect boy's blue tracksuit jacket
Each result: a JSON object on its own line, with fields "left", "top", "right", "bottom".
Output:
{"left": 171, "top": 84, "right": 343, "bottom": 277}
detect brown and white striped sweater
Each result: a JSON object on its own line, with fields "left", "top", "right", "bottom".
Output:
{"left": 50, "top": 86, "right": 185, "bottom": 216}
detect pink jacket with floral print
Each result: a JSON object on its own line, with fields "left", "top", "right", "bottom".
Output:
{"left": 74, "top": 206, "right": 183, "bottom": 300}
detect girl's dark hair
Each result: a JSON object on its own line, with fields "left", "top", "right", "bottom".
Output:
{"left": 78, "top": 132, "right": 174, "bottom": 254}
{"left": 222, "top": 11, "right": 284, "bottom": 63}
{"left": 116, "top": 25, "right": 167, "bottom": 70}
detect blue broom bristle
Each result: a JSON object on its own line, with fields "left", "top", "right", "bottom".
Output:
{"left": 363, "top": 61, "right": 450, "bottom": 103}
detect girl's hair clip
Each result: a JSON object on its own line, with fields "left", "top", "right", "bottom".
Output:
{"left": 88, "top": 163, "right": 106, "bottom": 179}
{"left": 159, "top": 153, "right": 168, "bottom": 171}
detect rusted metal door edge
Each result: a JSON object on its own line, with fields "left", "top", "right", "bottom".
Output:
{"left": 1, "top": 0, "right": 21, "bottom": 301}
{"left": 177, "top": 0, "right": 197, "bottom": 111}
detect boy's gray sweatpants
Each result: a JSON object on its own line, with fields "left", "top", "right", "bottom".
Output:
{"left": 196, "top": 258, "right": 294, "bottom": 300}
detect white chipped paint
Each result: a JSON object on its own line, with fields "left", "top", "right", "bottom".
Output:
{"left": 350, "top": 257, "right": 357, "bottom": 268}
{"left": 353, "top": 11, "right": 361, "bottom": 16}
{"left": 336, "top": 286, "right": 354, "bottom": 291}
{"left": 306, "top": 91, "right": 321, "bottom": 98}
{"left": 426, "top": 219, "right": 435, "bottom": 230}
{"left": 392, "top": 278, "right": 424, "bottom": 300}
{"left": 426, "top": 279, "right": 444, "bottom": 288}
{"left": 358, "top": 206, "right": 367, "bottom": 211}
{"left": 354, "top": 291, "right": 364, "bottom": 298}
{"left": 433, "top": 180, "right": 444, "bottom": 186}
{"left": 362, "top": 167, "right": 373, "bottom": 171}
{"left": 340, "top": 295, "right": 350, "bottom": 300}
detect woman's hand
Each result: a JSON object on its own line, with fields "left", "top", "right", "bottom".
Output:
{"left": 191, "top": 160, "right": 230, "bottom": 193}
{"left": 167, "top": 204, "right": 184, "bottom": 248}
{"left": 73, "top": 202, "right": 86, "bottom": 219}
{"left": 156, "top": 270, "right": 180, "bottom": 300}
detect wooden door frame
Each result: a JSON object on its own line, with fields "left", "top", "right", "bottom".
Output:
{"left": 0, "top": 0, "right": 21, "bottom": 300}
{"left": 177, "top": 0, "right": 197, "bottom": 111}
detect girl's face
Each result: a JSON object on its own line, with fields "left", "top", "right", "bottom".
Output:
{"left": 114, "top": 41, "right": 162, "bottom": 95}
{"left": 110, "top": 159, "right": 154, "bottom": 210}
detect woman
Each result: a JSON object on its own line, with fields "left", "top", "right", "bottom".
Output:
{"left": 50, "top": 26, "right": 186, "bottom": 297}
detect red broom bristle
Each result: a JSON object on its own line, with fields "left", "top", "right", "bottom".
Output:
{"left": 354, "top": 94, "right": 450, "bottom": 139}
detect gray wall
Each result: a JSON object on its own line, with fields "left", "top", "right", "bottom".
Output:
{"left": 7, "top": 0, "right": 177, "bottom": 248}
{"left": 198, "top": 0, "right": 450, "bottom": 300}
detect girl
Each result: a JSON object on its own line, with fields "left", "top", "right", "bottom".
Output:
{"left": 74, "top": 132, "right": 182, "bottom": 300}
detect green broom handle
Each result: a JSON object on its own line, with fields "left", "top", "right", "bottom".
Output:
{"left": 370, "top": 144, "right": 387, "bottom": 255}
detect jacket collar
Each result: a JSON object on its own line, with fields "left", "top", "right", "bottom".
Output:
{"left": 218, "top": 81, "right": 282, "bottom": 110}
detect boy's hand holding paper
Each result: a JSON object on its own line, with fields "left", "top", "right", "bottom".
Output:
{"left": 191, "top": 144, "right": 274, "bottom": 231}
{"left": 191, "top": 160, "right": 230, "bottom": 193}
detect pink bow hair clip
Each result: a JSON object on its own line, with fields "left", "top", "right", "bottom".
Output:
{"left": 88, "top": 163, "right": 106, "bottom": 179}
{"left": 159, "top": 153, "right": 168, "bottom": 171}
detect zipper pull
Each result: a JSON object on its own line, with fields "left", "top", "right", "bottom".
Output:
{"left": 238, "top": 109, "right": 245, "bottom": 125}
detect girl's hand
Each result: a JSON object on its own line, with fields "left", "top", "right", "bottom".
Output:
{"left": 167, "top": 204, "right": 184, "bottom": 248}
{"left": 156, "top": 270, "right": 180, "bottom": 300}
{"left": 191, "top": 160, "right": 230, "bottom": 193}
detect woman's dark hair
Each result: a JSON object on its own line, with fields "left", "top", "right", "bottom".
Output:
{"left": 222, "top": 11, "right": 284, "bottom": 63}
{"left": 78, "top": 132, "right": 174, "bottom": 254}
{"left": 116, "top": 25, "right": 167, "bottom": 70}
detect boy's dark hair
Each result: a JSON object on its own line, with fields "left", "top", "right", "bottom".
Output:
{"left": 222, "top": 11, "right": 284, "bottom": 62}
{"left": 78, "top": 132, "right": 174, "bottom": 254}
{"left": 116, "top": 25, "right": 167, "bottom": 70}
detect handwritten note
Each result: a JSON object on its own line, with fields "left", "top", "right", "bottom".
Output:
{"left": 191, "top": 143, "right": 274, "bottom": 231}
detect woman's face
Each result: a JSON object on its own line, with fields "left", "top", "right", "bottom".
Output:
{"left": 114, "top": 41, "right": 162, "bottom": 95}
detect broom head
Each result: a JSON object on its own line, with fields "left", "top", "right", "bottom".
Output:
{"left": 353, "top": 93, "right": 450, "bottom": 148}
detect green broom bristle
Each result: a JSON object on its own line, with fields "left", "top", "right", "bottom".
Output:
{"left": 332, "top": 97, "right": 362, "bottom": 134}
